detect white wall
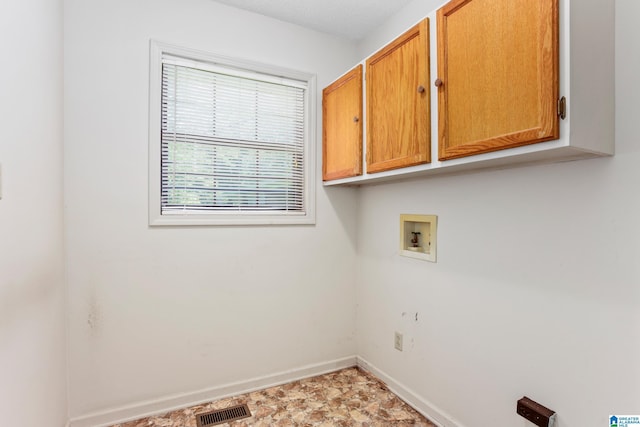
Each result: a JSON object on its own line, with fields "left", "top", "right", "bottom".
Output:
{"left": 357, "top": 0, "right": 444, "bottom": 59}
{"left": 355, "top": 1, "right": 640, "bottom": 426}
{"left": 9, "top": 0, "right": 635, "bottom": 425}
{"left": 0, "top": 0, "right": 67, "bottom": 426}
{"left": 64, "top": 0, "right": 359, "bottom": 420}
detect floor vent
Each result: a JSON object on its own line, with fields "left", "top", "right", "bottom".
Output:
{"left": 196, "top": 404, "right": 251, "bottom": 426}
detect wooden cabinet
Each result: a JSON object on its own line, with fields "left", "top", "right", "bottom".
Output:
{"left": 436, "top": 0, "right": 560, "bottom": 160}
{"left": 366, "top": 18, "right": 431, "bottom": 173}
{"left": 321, "top": 0, "right": 613, "bottom": 187}
{"left": 322, "top": 65, "right": 363, "bottom": 181}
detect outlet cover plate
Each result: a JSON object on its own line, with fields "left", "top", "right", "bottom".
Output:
{"left": 394, "top": 331, "right": 403, "bottom": 351}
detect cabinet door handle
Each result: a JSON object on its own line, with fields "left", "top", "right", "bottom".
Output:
{"left": 417, "top": 85, "right": 426, "bottom": 93}
{"left": 353, "top": 116, "right": 359, "bottom": 123}
{"left": 434, "top": 78, "right": 443, "bottom": 87}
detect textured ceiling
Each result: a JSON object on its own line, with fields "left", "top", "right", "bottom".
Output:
{"left": 212, "top": 0, "right": 414, "bottom": 40}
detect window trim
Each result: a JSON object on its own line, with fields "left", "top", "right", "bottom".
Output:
{"left": 148, "top": 40, "right": 316, "bottom": 226}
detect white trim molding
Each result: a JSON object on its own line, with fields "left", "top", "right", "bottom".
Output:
{"left": 68, "top": 356, "right": 356, "bottom": 427}
{"left": 356, "top": 356, "right": 466, "bottom": 427}
{"left": 148, "top": 40, "right": 317, "bottom": 226}
{"left": 68, "top": 355, "right": 465, "bottom": 427}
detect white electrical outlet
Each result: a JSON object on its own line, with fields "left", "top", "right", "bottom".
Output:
{"left": 394, "top": 331, "right": 403, "bottom": 351}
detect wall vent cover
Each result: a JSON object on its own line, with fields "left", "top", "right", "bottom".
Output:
{"left": 196, "top": 404, "right": 251, "bottom": 426}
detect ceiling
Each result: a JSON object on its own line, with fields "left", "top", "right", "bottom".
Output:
{"left": 212, "top": 0, "right": 415, "bottom": 40}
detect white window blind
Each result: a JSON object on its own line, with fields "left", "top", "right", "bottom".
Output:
{"left": 160, "top": 54, "right": 307, "bottom": 215}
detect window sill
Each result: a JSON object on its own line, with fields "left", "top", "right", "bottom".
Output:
{"left": 149, "top": 212, "right": 315, "bottom": 226}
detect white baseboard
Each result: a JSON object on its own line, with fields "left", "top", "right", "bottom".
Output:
{"left": 69, "top": 356, "right": 357, "bottom": 427}
{"left": 356, "top": 356, "right": 466, "bottom": 427}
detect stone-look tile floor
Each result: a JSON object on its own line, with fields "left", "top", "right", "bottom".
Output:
{"left": 110, "top": 367, "right": 437, "bottom": 427}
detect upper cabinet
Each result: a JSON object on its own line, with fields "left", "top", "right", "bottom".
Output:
{"left": 322, "top": 0, "right": 614, "bottom": 185}
{"left": 366, "top": 18, "right": 430, "bottom": 173}
{"left": 322, "top": 65, "right": 363, "bottom": 181}
{"left": 437, "top": 0, "right": 559, "bottom": 160}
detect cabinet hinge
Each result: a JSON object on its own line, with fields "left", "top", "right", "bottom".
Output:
{"left": 557, "top": 96, "right": 567, "bottom": 120}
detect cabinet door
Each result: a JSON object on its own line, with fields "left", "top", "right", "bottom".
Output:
{"left": 366, "top": 18, "right": 430, "bottom": 174}
{"left": 323, "top": 65, "right": 363, "bottom": 181}
{"left": 437, "top": 0, "right": 559, "bottom": 160}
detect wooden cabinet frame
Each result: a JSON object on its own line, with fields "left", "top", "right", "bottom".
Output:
{"left": 321, "top": 0, "right": 613, "bottom": 187}
{"left": 322, "top": 65, "right": 363, "bottom": 181}
{"left": 366, "top": 18, "right": 431, "bottom": 173}
{"left": 437, "top": 0, "right": 559, "bottom": 160}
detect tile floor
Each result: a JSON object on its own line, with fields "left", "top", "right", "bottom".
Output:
{"left": 109, "top": 367, "right": 437, "bottom": 427}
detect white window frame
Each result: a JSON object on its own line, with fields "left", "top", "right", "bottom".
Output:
{"left": 148, "top": 40, "right": 316, "bottom": 226}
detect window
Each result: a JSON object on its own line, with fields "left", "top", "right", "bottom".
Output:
{"left": 149, "top": 41, "right": 316, "bottom": 225}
